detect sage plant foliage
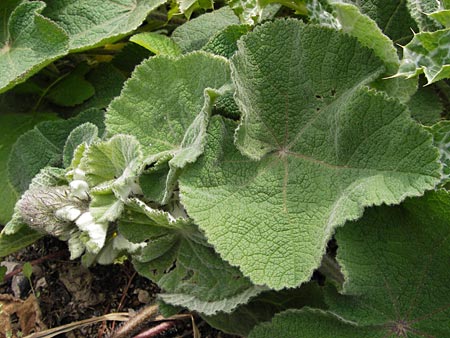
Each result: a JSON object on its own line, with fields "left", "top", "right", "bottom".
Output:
{"left": 1, "top": 0, "right": 450, "bottom": 337}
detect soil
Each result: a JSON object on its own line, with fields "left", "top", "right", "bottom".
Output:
{"left": 0, "top": 237, "right": 240, "bottom": 338}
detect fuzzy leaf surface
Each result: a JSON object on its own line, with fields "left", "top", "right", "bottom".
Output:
{"left": 171, "top": 7, "right": 239, "bottom": 53}
{"left": 347, "top": 0, "right": 417, "bottom": 46}
{"left": 323, "top": 190, "right": 450, "bottom": 337}
{"left": 248, "top": 309, "right": 378, "bottom": 338}
{"left": 120, "top": 199, "right": 265, "bottom": 315}
{"left": 8, "top": 109, "right": 104, "bottom": 193}
{"left": 202, "top": 284, "right": 326, "bottom": 336}
{"left": 329, "top": 1, "right": 417, "bottom": 102}
{"left": 106, "top": 52, "right": 230, "bottom": 157}
{"left": 62, "top": 122, "right": 99, "bottom": 168}
{"left": 106, "top": 52, "right": 231, "bottom": 202}
{"left": 202, "top": 25, "right": 250, "bottom": 59}
{"left": 0, "top": 113, "right": 56, "bottom": 224}
{"left": 407, "top": 86, "right": 443, "bottom": 125}
{"left": 0, "top": 0, "right": 69, "bottom": 93}
{"left": 179, "top": 20, "right": 441, "bottom": 289}
{"left": 42, "top": 0, "right": 166, "bottom": 51}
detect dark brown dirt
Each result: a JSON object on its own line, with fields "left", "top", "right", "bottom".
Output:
{"left": 0, "top": 237, "right": 239, "bottom": 338}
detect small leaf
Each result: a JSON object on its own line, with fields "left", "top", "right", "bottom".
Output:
{"left": 0, "top": 266, "right": 6, "bottom": 282}
{"left": 74, "top": 63, "right": 126, "bottom": 113}
{"left": 202, "top": 25, "right": 251, "bottom": 59}
{"left": 130, "top": 32, "right": 182, "bottom": 56}
{"left": 63, "top": 122, "right": 99, "bottom": 168}
{"left": 0, "top": 1, "right": 69, "bottom": 93}
{"left": 22, "top": 262, "right": 32, "bottom": 280}
{"left": 408, "top": 85, "right": 443, "bottom": 125}
{"left": 79, "top": 134, "right": 143, "bottom": 190}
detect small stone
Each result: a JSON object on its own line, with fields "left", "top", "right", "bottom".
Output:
{"left": 35, "top": 277, "right": 47, "bottom": 290}
{"left": 12, "top": 275, "right": 30, "bottom": 298}
{"left": 137, "top": 289, "right": 151, "bottom": 304}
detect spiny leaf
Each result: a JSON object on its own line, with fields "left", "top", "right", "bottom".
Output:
{"left": 406, "top": 0, "right": 442, "bottom": 31}
{"left": 395, "top": 29, "right": 450, "bottom": 85}
{"left": 179, "top": 20, "right": 441, "bottom": 289}
{"left": 63, "top": 122, "right": 99, "bottom": 168}
{"left": 425, "top": 121, "right": 450, "bottom": 184}
{"left": 0, "top": 0, "right": 69, "bottom": 93}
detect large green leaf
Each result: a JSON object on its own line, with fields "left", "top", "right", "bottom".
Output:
{"left": 247, "top": 309, "right": 379, "bottom": 338}
{"left": 179, "top": 20, "right": 441, "bottom": 289}
{"left": 171, "top": 7, "right": 239, "bottom": 53}
{"left": 106, "top": 52, "right": 230, "bottom": 157}
{"left": 328, "top": 1, "right": 417, "bottom": 102}
{"left": 0, "top": 113, "right": 57, "bottom": 224}
{"left": 319, "top": 190, "right": 450, "bottom": 337}
{"left": 42, "top": 0, "right": 166, "bottom": 52}
{"left": 106, "top": 52, "right": 231, "bottom": 202}
{"left": 0, "top": 0, "right": 69, "bottom": 93}
{"left": 119, "top": 198, "right": 265, "bottom": 315}
{"left": 8, "top": 109, "right": 105, "bottom": 193}
{"left": 203, "top": 284, "right": 326, "bottom": 336}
